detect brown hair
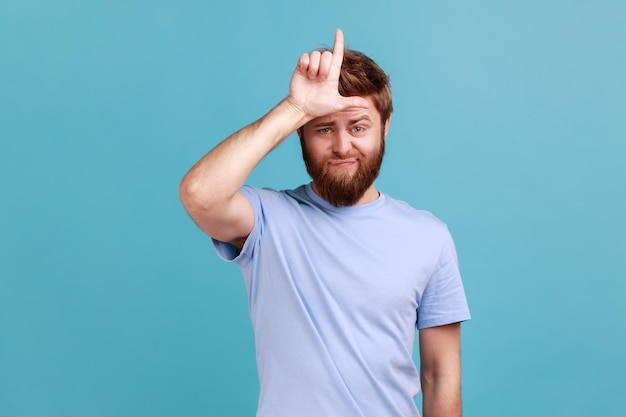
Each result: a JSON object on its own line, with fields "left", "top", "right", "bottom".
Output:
{"left": 319, "top": 47, "right": 393, "bottom": 123}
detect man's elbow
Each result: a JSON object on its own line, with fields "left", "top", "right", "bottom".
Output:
{"left": 179, "top": 175, "right": 202, "bottom": 210}
{"left": 179, "top": 174, "right": 220, "bottom": 214}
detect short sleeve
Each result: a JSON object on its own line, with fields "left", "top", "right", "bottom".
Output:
{"left": 212, "top": 185, "right": 265, "bottom": 265}
{"left": 416, "top": 228, "right": 471, "bottom": 329}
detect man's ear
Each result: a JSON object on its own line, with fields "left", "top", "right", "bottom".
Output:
{"left": 383, "top": 115, "right": 392, "bottom": 140}
{"left": 297, "top": 128, "right": 303, "bottom": 139}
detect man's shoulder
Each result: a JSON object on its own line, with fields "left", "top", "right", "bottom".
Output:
{"left": 382, "top": 194, "right": 447, "bottom": 229}
{"left": 242, "top": 184, "right": 305, "bottom": 197}
{"left": 240, "top": 184, "right": 309, "bottom": 208}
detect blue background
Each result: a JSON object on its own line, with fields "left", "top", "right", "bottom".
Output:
{"left": 2, "top": 1, "right": 625, "bottom": 416}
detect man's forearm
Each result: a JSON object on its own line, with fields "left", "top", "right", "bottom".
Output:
{"left": 180, "top": 98, "right": 309, "bottom": 208}
{"left": 421, "top": 376, "right": 462, "bottom": 417}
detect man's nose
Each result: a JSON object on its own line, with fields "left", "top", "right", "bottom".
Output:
{"left": 331, "top": 130, "right": 352, "bottom": 155}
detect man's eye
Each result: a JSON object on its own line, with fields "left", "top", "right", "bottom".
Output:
{"left": 319, "top": 128, "right": 331, "bottom": 134}
{"left": 353, "top": 126, "right": 364, "bottom": 133}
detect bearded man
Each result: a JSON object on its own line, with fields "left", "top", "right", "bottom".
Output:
{"left": 180, "top": 29, "right": 471, "bottom": 417}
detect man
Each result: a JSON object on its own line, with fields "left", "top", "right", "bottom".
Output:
{"left": 180, "top": 29, "right": 470, "bottom": 417}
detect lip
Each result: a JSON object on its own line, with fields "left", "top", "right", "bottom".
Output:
{"left": 329, "top": 159, "right": 357, "bottom": 169}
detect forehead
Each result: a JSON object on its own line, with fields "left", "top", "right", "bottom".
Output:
{"left": 306, "top": 97, "right": 381, "bottom": 127}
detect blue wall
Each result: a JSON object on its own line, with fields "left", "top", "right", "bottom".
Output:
{"left": 2, "top": 1, "right": 624, "bottom": 416}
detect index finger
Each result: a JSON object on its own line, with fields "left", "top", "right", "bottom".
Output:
{"left": 330, "top": 28, "right": 345, "bottom": 73}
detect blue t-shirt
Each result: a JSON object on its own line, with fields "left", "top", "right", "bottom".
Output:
{"left": 214, "top": 184, "right": 470, "bottom": 417}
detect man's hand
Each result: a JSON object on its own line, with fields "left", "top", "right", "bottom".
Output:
{"left": 287, "top": 29, "right": 368, "bottom": 119}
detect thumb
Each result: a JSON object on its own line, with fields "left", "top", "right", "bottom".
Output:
{"left": 339, "top": 95, "right": 370, "bottom": 109}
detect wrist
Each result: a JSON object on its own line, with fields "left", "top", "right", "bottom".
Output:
{"left": 283, "top": 96, "right": 313, "bottom": 126}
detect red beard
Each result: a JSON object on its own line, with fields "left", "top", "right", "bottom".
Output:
{"left": 302, "top": 139, "right": 385, "bottom": 207}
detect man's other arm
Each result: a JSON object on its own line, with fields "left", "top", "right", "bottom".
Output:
{"left": 419, "top": 322, "right": 463, "bottom": 417}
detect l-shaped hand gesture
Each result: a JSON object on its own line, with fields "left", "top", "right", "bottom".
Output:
{"left": 288, "top": 29, "right": 369, "bottom": 119}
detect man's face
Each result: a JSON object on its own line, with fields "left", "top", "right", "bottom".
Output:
{"left": 299, "top": 97, "right": 390, "bottom": 207}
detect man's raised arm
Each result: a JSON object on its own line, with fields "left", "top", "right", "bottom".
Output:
{"left": 179, "top": 29, "right": 368, "bottom": 247}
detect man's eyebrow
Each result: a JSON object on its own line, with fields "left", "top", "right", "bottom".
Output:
{"left": 349, "top": 116, "right": 372, "bottom": 124}
{"left": 310, "top": 120, "right": 337, "bottom": 128}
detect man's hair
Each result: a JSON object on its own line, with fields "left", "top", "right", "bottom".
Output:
{"left": 320, "top": 47, "right": 393, "bottom": 123}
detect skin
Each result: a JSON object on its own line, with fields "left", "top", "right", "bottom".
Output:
{"left": 179, "top": 29, "right": 463, "bottom": 416}
{"left": 420, "top": 323, "right": 463, "bottom": 417}
{"left": 300, "top": 96, "right": 390, "bottom": 205}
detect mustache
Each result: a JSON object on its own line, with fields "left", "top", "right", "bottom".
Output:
{"left": 327, "top": 151, "right": 361, "bottom": 160}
